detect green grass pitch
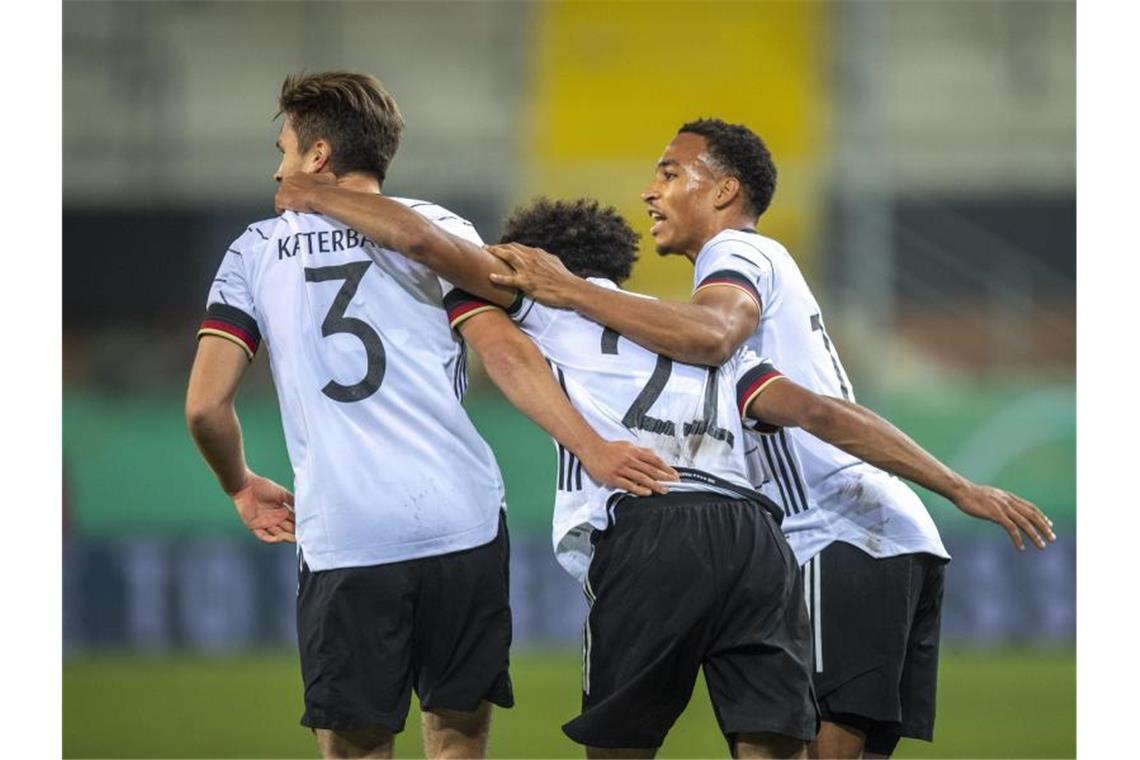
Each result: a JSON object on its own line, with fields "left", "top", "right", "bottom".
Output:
{"left": 63, "top": 648, "right": 1073, "bottom": 758}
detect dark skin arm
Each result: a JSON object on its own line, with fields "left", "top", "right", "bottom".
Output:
{"left": 486, "top": 242, "right": 758, "bottom": 366}
{"left": 276, "top": 175, "right": 678, "bottom": 493}
{"left": 186, "top": 337, "right": 296, "bottom": 544}
{"left": 276, "top": 173, "right": 518, "bottom": 307}
{"left": 748, "top": 377, "right": 1056, "bottom": 551}
{"left": 457, "top": 309, "right": 677, "bottom": 495}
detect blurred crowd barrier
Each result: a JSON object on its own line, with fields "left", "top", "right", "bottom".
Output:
{"left": 63, "top": 382, "right": 1075, "bottom": 653}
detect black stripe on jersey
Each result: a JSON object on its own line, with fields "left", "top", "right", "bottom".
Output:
{"left": 696, "top": 269, "right": 761, "bottom": 306}
{"left": 247, "top": 225, "right": 269, "bottom": 241}
{"left": 777, "top": 430, "right": 811, "bottom": 513}
{"left": 601, "top": 327, "right": 620, "bottom": 355}
{"left": 766, "top": 434, "right": 806, "bottom": 514}
{"left": 554, "top": 367, "right": 582, "bottom": 492}
{"left": 760, "top": 437, "right": 794, "bottom": 515}
{"left": 735, "top": 363, "right": 782, "bottom": 434}
{"left": 702, "top": 236, "right": 777, "bottom": 273}
{"left": 809, "top": 313, "right": 852, "bottom": 401}
{"left": 226, "top": 248, "right": 243, "bottom": 257}
{"left": 433, "top": 215, "right": 475, "bottom": 227}
{"left": 575, "top": 457, "right": 583, "bottom": 490}
{"left": 204, "top": 302, "right": 260, "bottom": 343}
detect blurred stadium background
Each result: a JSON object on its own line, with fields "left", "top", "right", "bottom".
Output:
{"left": 62, "top": 1, "right": 1074, "bottom": 757}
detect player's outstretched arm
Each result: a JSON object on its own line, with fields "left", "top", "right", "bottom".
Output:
{"left": 186, "top": 337, "right": 296, "bottom": 544}
{"left": 487, "top": 242, "right": 757, "bottom": 366}
{"left": 276, "top": 174, "right": 518, "bottom": 308}
{"left": 457, "top": 308, "right": 678, "bottom": 497}
{"left": 747, "top": 377, "right": 1056, "bottom": 552}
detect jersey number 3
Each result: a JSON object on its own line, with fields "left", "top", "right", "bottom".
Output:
{"left": 305, "top": 261, "right": 386, "bottom": 402}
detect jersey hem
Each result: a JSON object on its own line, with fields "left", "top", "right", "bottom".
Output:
{"left": 299, "top": 511, "right": 502, "bottom": 572}
{"left": 790, "top": 535, "right": 951, "bottom": 567}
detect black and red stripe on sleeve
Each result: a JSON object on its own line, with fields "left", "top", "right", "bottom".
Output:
{"left": 443, "top": 289, "right": 501, "bottom": 329}
{"left": 197, "top": 303, "right": 261, "bottom": 360}
{"left": 694, "top": 269, "right": 762, "bottom": 312}
{"left": 736, "top": 362, "right": 786, "bottom": 433}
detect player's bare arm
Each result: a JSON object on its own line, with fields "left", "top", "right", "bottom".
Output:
{"left": 488, "top": 242, "right": 757, "bottom": 366}
{"left": 276, "top": 174, "right": 518, "bottom": 308}
{"left": 747, "top": 377, "right": 1055, "bottom": 552}
{"left": 457, "top": 308, "right": 678, "bottom": 497}
{"left": 186, "top": 336, "right": 296, "bottom": 544}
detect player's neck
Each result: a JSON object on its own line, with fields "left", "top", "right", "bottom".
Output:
{"left": 688, "top": 213, "right": 758, "bottom": 261}
{"left": 334, "top": 172, "right": 382, "bottom": 195}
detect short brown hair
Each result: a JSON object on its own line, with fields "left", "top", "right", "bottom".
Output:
{"left": 278, "top": 71, "right": 405, "bottom": 183}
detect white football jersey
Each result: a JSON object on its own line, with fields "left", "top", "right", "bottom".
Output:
{"left": 198, "top": 199, "right": 506, "bottom": 572}
{"left": 693, "top": 228, "right": 949, "bottom": 565}
{"left": 448, "top": 278, "right": 785, "bottom": 583}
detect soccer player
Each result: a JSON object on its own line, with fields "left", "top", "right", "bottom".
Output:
{"left": 275, "top": 186, "right": 819, "bottom": 758}
{"left": 483, "top": 121, "right": 1056, "bottom": 759}
{"left": 185, "top": 71, "right": 675, "bottom": 760}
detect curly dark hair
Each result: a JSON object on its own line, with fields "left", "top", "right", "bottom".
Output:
{"left": 499, "top": 198, "right": 640, "bottom": 284}
{"left": 678, "top": 118, "right": 777, "bottom": 218}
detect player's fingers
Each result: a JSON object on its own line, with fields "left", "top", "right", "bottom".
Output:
{"left": 997, "top": 515, "right": 1025, "bottom": 552}
{"left": 615, "top": 465, "right": 664, "bottom": 495}
{"left": 630, "top": 449, "right": 679, "bottom": 481}
{"left": 489, "top": 272, "right": 522, "bottom": 288}
{"left": 616, "top": 476, "right": 653, "bottom": 497}
{"left": 1014, "top": 500, "right": 1056, "bottom": 542}
{"left": 1014, "top": 495, "right": 1054, "bottom": 531}
{"left": 625, "top": 458, "right": 676, "bottom": 488}
{"left": 485, "top": 245, "right": 520, "bottom": 265}
{"left": 253, "top": 528, "right": 282, "bottom": 544}
{"left": 1007, "top": 502, "right": 1048, "bottom": 549}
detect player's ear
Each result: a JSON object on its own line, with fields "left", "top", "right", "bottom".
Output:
{"left": 307, "top": 139, "right": 332, "bottom": 175}
{"left": 714, "top": 176, "right": 742, "bottom": 210}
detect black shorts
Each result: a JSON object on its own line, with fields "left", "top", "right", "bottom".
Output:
{"left": 562, "top": 491, "right": 819, "bottom": 749}
{"left": 807, "top": 541, "right": 947, "bottom": 756}
{"left": 297, "top": 513, "right": 513, "bottom": 733}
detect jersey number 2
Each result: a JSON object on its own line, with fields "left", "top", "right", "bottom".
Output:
{"left": 305, "top": 261, "right": 386, "bottom": 402}
{"left": 601, "top": 327, "right": 733, "bottom": 445}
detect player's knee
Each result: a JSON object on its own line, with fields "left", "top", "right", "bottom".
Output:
{"left": 422, "top": 703, "right": 493, "bottom": 758}
{"left": 735, "top": 731, "right": 806, "bottom": 759}
{"left": 315, "top": 725, "right": 394, "bottom": 759}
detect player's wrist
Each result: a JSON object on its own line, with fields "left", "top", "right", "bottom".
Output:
{"left": 223, "top": 467, "right": 255, "bottom": 497}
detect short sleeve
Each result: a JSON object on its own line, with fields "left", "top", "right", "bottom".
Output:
{"left": 442, "top": 288, "right": 554, "bottom": 340}
{"left": 734, "top": 349, "right": 786, "bottom": 434}
{"left": 693, "top": 237, "right": 775, "bottom": 315}
{"left": 427, "top": 209, "right": 486, "bottom": 297}
{"left": 197, "top": 245, "right": 261, "bottom": 360}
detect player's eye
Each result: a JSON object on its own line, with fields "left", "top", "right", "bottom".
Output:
{"left": 663, "top": 171, "right": 677, "bottom": 181}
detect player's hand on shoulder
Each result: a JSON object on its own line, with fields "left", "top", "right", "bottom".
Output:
{"left": 580, "top": 439, "right": 679, "bottom": 497}
{"left": 275, "top": 172, "right": 336, "bottom": 215}
{"left": 954, "top": 483, "right": 1055, "bottom": 552}
{"left": 487, "top": 242, "right": 579, "bottom": 308}
{"left": 229, "top": 470, "right": 297, "bottom": 544}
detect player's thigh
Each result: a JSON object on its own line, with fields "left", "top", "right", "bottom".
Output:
{"left": 298, "top": 554, "right": 418, "bottom": 734}
{"left": 703, "top": 505, "right": 817, "bottom": 746}
{"left": 564, "top": 493, "right": 722, "bottom": 750}
{"left": 413, "top": 513, "right": 514, "bottom": 714}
